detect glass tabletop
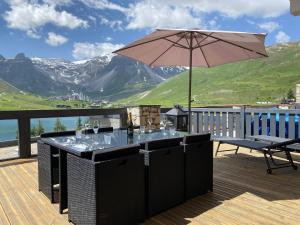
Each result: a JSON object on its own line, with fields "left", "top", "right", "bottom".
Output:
{"left": 46, "top": 129, "right": 185, "bottom": 153}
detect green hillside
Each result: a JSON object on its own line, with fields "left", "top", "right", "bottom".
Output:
{"left": 0, "top": 79, "right": 86, "bottom": 110}
{"left": 116, "top": 41, "right": 300, "bottom": 107}
{"left": 0, "top": 79, "right": 20, "bottom": 93}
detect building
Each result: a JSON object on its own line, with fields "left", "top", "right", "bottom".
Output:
{"left": 296, "top": 84, "right": 300, "bottom": 103}
{"left": 290, "top": 0, "right": 300, "bottom": 15}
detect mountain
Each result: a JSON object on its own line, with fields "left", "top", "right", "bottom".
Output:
{"left": 0, "top": 78, "right": 21, "bottom": 94}
{"left": 117, "top": 41, "right": 300, "bottom": 107}
{"left": 31, "top": 55, "right": 185, "bottom": 100}
{"left": 0, "top": 54, "right": 72, "bottom": 96}
{"left": 32, "top": 56, "right": 110, "bottom": 85}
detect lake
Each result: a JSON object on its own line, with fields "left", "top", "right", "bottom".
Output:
{"left": 0, "top": 117, "right": 87, "bottom": 141}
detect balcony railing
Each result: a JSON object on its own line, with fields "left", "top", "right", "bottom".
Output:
{"left": 190, "top": 107, "right": 300, "bottom": 139}
{"left": 1, "top": 106, "right": 299, "bottom": 160}
{"left": 0, "top": 108, "right": 128, "bottom": 158}
{"left": 0, "top": 107, "right": 172, "bottom": 160}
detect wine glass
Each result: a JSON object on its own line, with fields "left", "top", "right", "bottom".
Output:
{"left": 162, "top": 117, "right": 167, "bottom": 135}
{"left": 84, "top": 123, "right": 91, "bottom": 134}
{"left": 93, "top": 121, "right": 99, "bottom": 134}
{"left": 147, "top": 118, "right": 153, "bottom": 133}
{"left": 84, "top": 123, "right": 91, "bottom": 129}
{"left": 140, "top": 125, "right": 145, "bottom": 134}
{"left": 170, "top": 126, "right": 176, "bottom": 136}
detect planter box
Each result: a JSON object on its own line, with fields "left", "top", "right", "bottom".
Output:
{"left": 127, "top": 105, "right": 161, "bottom": 129}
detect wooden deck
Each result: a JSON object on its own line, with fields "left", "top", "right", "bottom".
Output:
{"left": 1, "top": 143, "right": 300, "bottom": 225}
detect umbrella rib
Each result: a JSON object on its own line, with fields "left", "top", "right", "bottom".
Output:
{"left": 149, "top": 36, "right": 185, "bottom": 66}
{"left": 196, "top": 40, "right": 219, "bottom": 49}
{"left": 185, "top": 36, "right": 191, "bottom": 48}
{"left": 192, "top": 32, "right": 214, "bottom": 48}
{"left": 195, "top": 31, "right": 268, "bottom": 57}
{"left": 194, "top": 36, "right": 210, "bottom": 67}
{"left": 163, "top": 38, "right": 189, "bottom": 49}
{"left": 113, "top": 31, "right": 186, "bottom": 53}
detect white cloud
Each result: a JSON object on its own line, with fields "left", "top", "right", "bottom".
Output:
{"left": 79, "top": 0, "right": 127, "bottom": 13}
{"left": 26, "top": 30, "right": 41, "bottom": 39}
{"left": 275, "top": 31, "right": 291, "bottom": 44}
{"left": 42, "top": 0, "right": 72, "bottom": 6}
{"left": 126, "top": 1, "right": 202, "bottom": 30}
{"left": 124, "top": 0, "right": 288, "bottom": 31}
{"left": 207, "top": 17, "right": 220, "bottom": 30}
{"left": 140, "top": 0, "right": 289, "bottom": 18}
{"left": 105, "top": 36, "right": 113, "bottom": 41}
{"left": 4, "top": 1, "right": 88, "bottom": 38}
{"left": 88, "top": 16, "right": 97, "bottom": 24}
{"left": 72, "top": 42, "right": 124, "bottom": 60}
{"left": 46, "top": 32, "right": 68, "bottom": 46}
{"left": 99, "top": 15, "right": 123, "bottom": 30}
{"left": 258, "top": 21, "right": 279, "bottom": 33}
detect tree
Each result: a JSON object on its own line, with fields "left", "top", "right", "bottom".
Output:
{"left": 287, "top": 89, "right": 295, "bottom": 101}
{"left": 30, "top": 126, "right": 37, "bottom": 137}
{"left": 54, "top": 118, "right": 66, "bottom": 132}
{"left": 30, "top": 120, "right": 45, "bottom": 137}
{"left": 35, "top": 120, "right": 45, "bottom": 136}
{"left": 76, "top": 117, "right": 82, "bottom": 129}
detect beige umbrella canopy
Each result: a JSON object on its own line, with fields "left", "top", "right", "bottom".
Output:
{"left": 113, "top": 28, "right": 268, "bottom": 132}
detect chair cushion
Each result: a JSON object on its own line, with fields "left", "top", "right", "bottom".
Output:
{"left": 99, "top": 127, "right": 113, "bottom": 132}
{"left": 145, "top": 137, "right": 183, "bottom": 151}
{"left": 41, "top": 130, "right": 75, "bottom": 138}
{"left": 92, "top": 144, "right": 141, "bottom": 162}
{"left": 183, "top": 133, "right": 211, "bottom": 144}
{"left": 85, "top": 127, "right": 113, "bottom": 134}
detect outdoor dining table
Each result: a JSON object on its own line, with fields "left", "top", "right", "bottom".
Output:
{"left": 40, "top": 129, "right": 185, "bottom": 213}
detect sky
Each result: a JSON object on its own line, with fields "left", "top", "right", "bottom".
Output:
{"left": 0, "top": 0, "right": 299, "bottom": 61}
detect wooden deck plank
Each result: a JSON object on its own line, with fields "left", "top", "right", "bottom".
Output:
{"left": 0, "top": 202, "right": 10, "bottom": 225}
{"left": 1, "top": 144, "right": 300, "bottom": 225}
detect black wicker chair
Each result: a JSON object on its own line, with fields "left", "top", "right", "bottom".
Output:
{"left": 183, "top": 133, "right": 213, "bottom": 200}
{"left": 67, "top": 144, "right": 145, "bottom": 225}
{"left": 38, "top": 131, "right": 75, "bottom": 203}
{"left": 141, "top": 137, "right": 184, "bottom": 217}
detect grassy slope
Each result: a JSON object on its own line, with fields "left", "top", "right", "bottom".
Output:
{"left": 116, "top": 42, "right": 300, "bottom": 107}
{"left": 0, "top": 79, "right": 86, "bottom": 110}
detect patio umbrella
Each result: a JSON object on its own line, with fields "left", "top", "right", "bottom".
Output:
{"left": 113, "top": 28, "right": 268, "bottom": 133}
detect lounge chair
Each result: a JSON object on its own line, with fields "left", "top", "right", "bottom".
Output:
{"left": 218, "top": 138, "right": 299, "bottom": 174}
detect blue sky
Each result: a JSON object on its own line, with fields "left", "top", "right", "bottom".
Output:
{"left": 0, "top": 0, "right": 299, "bottom": 61}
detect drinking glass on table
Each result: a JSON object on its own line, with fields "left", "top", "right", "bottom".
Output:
{"left": 93, "top": 121, "right": 99, "bottom": 134}
{"left": 140, "top": 125, "right": 145, "bottom": 134}
{"left": 147, "top": 118, "right": 153, "bottom": 133}
{"left": 162, "top": 117, "right": 167, "bottom": 135}
{"left": 170, "top": 126, "right": 176, "bottom": 136}
{"left": 76, "top": 126, "right": 82, "bottom": 139}
{"left": 83, "top": 123, "right": 91, "bottom": 134}
{"left": 104, "top": 135, "right": 111, "bottom": 145}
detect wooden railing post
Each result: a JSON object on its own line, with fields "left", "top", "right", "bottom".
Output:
{"left": 18, "top": 117, "right": 31, "bottom": 158}
{"left": 120, "top": 111, "right": 128, "bottom": 128}
{"left": 240, "top": 106, "right": 245, "bottom": 139}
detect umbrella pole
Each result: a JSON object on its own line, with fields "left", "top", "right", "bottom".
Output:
{"left": 188, "top": 33, "right": 193, "bottom": 133}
